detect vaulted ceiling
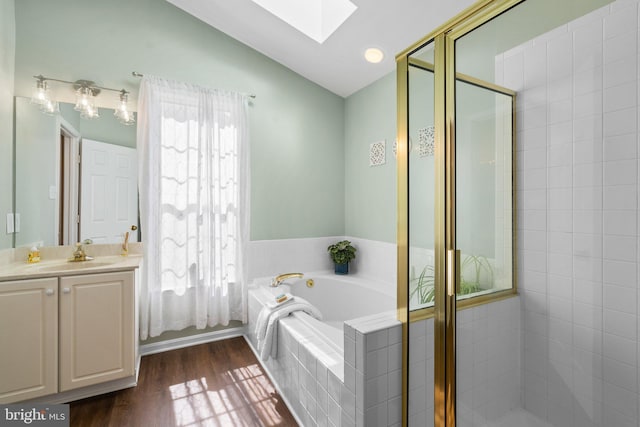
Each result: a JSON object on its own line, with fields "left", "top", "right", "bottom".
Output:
{"left": 166, "top": 0, "right": 476, "bottom": 97}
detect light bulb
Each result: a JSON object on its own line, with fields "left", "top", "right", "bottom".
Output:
{"left": 31, "top": 78, "right": 50, "bottom": 105}
{"left": 364, "top": 48, "right": 384, "bottom": 64}
{"left": 74, "top": 87, "right": 90, "bottom": 111}
{"left": 40, "top": 99, "right": 59, "bottom": 115}
{"left": 114, "top": 90, "right": 135, "bottom": 125}
{"left": 81, "top": 103, "right": 99, "bottom": 119}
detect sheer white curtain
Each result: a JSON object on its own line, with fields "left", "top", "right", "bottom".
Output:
{"left": 137, "top": 75, "right": 249, "bottom": 340}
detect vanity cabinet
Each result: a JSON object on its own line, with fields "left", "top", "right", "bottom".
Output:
{"left": 0, "top": 278, "right": 58, "bottom": 403}
{"left": 0, "top": 270, "right": 135, "bottom": 403}
{"left": 59, "top": 271, "right": 134, "bottom": 391}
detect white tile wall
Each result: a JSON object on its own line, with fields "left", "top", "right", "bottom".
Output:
{"left": 406, "top": 298, "right": 521, "bottom": 427}
{"left": 342, "top": 314, "right": 403, "bottom": 427}
{"left": 248, "top": 236, "right": 396, "bottom": 288}
{"left": 500, "top": 1, "right": 640, "bottom": 425}
{"left": 248, "top": 236, "right": 338, "bottom": 280}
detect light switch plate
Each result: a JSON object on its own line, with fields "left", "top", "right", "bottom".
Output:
{"left": 49, "top": 185, "right": 57, "bottom": 200}
{"left": 6, "top": 213, "right": 14, "bottom": 234}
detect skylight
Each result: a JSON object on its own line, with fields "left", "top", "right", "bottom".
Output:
{"left": 251, "top": 0, "right": 357, "bottom": 44}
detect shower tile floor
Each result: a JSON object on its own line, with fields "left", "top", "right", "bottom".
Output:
{"left": 483, "top": 408, "right": 552, "bottom": 427}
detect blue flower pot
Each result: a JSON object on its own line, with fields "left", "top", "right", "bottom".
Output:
{"left": 334, "top": 262, "right": 349, "bottom": 275}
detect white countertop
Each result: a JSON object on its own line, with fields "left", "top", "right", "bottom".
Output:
{"left": 0, "top": 254, "right": 143, "bottom": 281}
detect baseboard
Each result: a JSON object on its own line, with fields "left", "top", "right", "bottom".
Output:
{"left": 139, "top": 327, "right": 245, "bottom": 356}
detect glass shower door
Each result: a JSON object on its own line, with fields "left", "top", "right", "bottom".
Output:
{"left": 402, "top": 39, "right": 438, "bottom": 426}
{"left": 453, "top": 76, "right": 516, "bottom": 426}
{"left": 452, "top": 6, "right": 519, "bottom": 426}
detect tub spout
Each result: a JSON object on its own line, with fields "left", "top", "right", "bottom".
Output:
{"left": 271, "top": 272, "right": 304, "bottom": 287}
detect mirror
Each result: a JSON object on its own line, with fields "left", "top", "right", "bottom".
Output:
{"left": 13, "top": 96, "right": 138, "bottom": 248}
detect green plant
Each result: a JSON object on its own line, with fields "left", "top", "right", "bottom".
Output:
{"left": 327, "top": 240, "right": 357, "bottom": 265}
{"left": 410, "top": 254, "right": 494, "bottom": 305}
{"left": 460, "top": 254, "right": 493, "bottom": 294}
{"left": 410, "top": 265, "right": 435, "bottom": 304}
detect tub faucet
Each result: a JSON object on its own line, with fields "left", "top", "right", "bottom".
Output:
{"left": 271, "top": 272, "right": 304, "bottom": 287}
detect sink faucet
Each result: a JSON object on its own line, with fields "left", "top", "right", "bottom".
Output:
{"left": 71, "top": 240, "right": 94, "bottom": 262}
{"left": 72, "top": 243, "right": 88, "bottom": 261}
{"left": 271, "top": 272, "right": 304, "bottom": 287}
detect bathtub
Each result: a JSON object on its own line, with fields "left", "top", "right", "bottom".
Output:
{"left": 249, "top": 273, "right": 394, "bottom": 351}
{"left": 246, "top": 271, "right": 398, "bottom": 426}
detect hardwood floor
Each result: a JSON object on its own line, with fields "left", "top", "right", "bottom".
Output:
{"left": 70, "top": 337, "right": 299, "bottom": 427}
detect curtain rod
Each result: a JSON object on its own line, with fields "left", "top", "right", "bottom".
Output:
{"left": 132, "top": 71, "right": 256, "bottom": 99}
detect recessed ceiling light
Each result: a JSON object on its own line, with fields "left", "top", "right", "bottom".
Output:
{"left": 251, "top": 0, "right": 357, "bottom": 44}
{"left": 364, "top": 48, "right": 384, "bottom": 64}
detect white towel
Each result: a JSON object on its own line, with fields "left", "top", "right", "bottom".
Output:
{"left": 255, "top": 296, "right": 322, "bottom": 361}
{"left": 254, "top": 289, "right": 295, "bottom": 339}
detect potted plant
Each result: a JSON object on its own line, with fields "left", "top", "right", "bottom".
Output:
{"left": 327, "top": 240, "right": 357, "bottom": 275}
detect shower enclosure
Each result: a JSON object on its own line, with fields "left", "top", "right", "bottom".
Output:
{"left": 397, "top": 0, "right": 634, "bottom": 426}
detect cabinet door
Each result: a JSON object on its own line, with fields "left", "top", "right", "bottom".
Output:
{"left": 59, "top": 271, "right": 134, "bottom": 391}
{"left": 0, "top": 278, "right": 58, "bottom": 403}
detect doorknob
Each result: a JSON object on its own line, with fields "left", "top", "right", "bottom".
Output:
{"left": 130, "top": 225, "right": 137, "bottom": 231}
{"left": 63, "top": 287, "right": 71, "bottom": 294}
{"left": 46, "top": 288, "right": 55, "bottom": 296}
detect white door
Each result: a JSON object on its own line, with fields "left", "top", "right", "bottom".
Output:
{"left": 80, "top": 139, "right": 138, "bottom": 244}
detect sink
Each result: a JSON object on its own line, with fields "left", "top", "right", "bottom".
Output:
{"left": 35, "top": 261, "right": 115, "bottom": 273}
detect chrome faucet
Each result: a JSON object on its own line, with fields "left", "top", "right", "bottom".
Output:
{"left": 271, "top": 272, "right": 304, "bottom": 287}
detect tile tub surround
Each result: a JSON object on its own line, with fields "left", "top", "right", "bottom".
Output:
{"left": 246, "top": 284, "right": 402, "bottom": 427}
{"left": 248, "top": 236, "right": 397, "bottom": 288}
{"left": 500, "top": 0, "right": 640, "bottom": 425}
{"left": 342, "top": 314, "right": 403, "bottom": 427}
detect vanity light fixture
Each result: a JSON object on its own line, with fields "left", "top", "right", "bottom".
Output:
{"left": 364, "top": 47, "right": 384, "bottom": 64}
{"left": 31, "top": 76, "right": 59, "bottom": 115}
{"left": 114, "top": 90, "right": 135, "bottom": 125}
{"left": 74, "top": 82, "right": 100, "bottom": 119}
{"left": 30, "top": 75, "right": 135, "bottom": 125}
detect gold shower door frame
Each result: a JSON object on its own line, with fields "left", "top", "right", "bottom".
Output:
{"left": 396, "top": 1, "right": 523, "bottom": 426}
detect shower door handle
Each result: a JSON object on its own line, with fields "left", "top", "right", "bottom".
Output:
{"left": 446, "top": 249, "right": 460, "bottom": 297}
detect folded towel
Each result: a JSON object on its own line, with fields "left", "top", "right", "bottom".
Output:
{"left": 256, "top": 296, "right": 322, "bottom": 361}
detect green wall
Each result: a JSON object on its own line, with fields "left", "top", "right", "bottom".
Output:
{"left": 12, "top": 0, "right": 345, "bottom": 241}
{"left": 59, "top": 102, "right": 136, "bottom": 149}
{"left": 344, "top": 72, "right": 397, "bottom": 243}
{"left": 14, "top": 97, "right": 58, "bottom": 247}
{"left": 8, "top": 0, "right": 615, "bottom": 249}
{"left": 0, "top": 0, "right": 15, "bottom": 250}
